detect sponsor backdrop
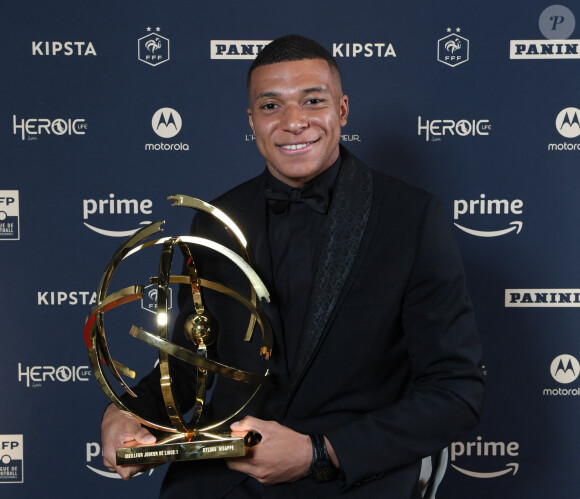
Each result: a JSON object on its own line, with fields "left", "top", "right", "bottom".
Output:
{"left": 1, "top": 0, "right": 578, "bottom": 497}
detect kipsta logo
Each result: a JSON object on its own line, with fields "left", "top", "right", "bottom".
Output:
{"left": 152, "top": 108, "right": 182, "bottom": 138}
{"left": 32, "top": 41, "right": 96, "bottom": 56}
{"left": 138, "top": 27, "right": 170, "bottom": 66}
{"left": 437, "top": 27, "right": 469, "bottom": 67}
{"left": 332, "top": 42, "right": 396, "bottom": 58}
{"left": 550, "top": 354, "right": 580, "bottom": 384}
{"left": 555, "top": 107, "right": 580, "bottom": 139}
{"left": 453, "top": 194, "right": 523, "bottom": 238}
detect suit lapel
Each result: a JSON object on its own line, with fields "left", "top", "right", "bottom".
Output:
{"left": 282, "top": 148, "right": 374, "bottom": 413}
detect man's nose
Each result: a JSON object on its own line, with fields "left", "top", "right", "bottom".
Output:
{"left": 281, "top": 104, "right": 308, "bottom": 132}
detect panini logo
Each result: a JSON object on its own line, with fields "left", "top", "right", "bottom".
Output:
{"left": 510, "top": 40, "right": 580, "bottom": 59}
{"left": 505, "top": 289, "right": 580, "bottom": 307}
{"left": 211, "top": 40, "right": 269, "bottom": 59}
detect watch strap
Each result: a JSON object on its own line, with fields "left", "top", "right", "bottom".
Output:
{"left": 309, "top": 433, "right": 336, "bottom": 482}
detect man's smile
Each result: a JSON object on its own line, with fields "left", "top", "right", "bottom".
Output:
{"left": 279, "top": 140, "right": 318, "bottom": 151}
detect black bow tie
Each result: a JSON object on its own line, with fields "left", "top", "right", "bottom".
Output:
{"left": 265, "top": 182, "right": 329, "bottom": 214}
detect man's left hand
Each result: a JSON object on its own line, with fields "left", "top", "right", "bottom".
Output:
{"left": 226, "top": 416, "right": 312, "bottom": 484}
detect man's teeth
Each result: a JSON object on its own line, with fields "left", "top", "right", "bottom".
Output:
{"left": 281, "top": 143, "right": 311, "bottom": 150}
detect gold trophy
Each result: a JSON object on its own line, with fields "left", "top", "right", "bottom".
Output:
{"left": 84, "top": 195, "right": 272, "bottom": 465}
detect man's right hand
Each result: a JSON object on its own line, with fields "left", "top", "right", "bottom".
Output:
{"left": 101, "top": 404, "right": 158, "bottom": 480}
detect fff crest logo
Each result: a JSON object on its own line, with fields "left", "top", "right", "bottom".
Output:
{"left": 438, "top": 27, "right": 469, "bottom": 67}
{"left": 138, "top": 27, "right": 170, "bottom": 66}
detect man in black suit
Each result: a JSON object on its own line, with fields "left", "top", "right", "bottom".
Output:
{"left": 101, "top": 34, "right": 484, "bottom": 498}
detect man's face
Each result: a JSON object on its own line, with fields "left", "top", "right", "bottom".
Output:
{"left": 247, "top": 58, "right": 349, "bottom": 187}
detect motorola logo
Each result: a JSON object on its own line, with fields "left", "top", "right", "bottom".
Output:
{"left": 548, "top": 107, "right": 580, "bottom": 151}
{"left": 555, "top": 107, "right": 580, "bottom": 139}
{"left": 543, "top": 354, "right": 580, "bottom": 397}
{"left": 152, "top": 108, "right": 182, "bottom": 138}
{"left": 550, "top": 354, "right": 579, "bottom": 384}
{"left": 146, "top": 108, "right": 189, "bottom": 151}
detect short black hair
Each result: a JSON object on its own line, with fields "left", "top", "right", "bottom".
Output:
{"left": 247, "top": 34, "right": 341, "bottom": 90}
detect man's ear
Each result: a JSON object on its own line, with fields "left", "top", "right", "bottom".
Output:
{"left": 247, "top": 108, "right": 255, "bottom": 134}
{"left": 339, "top": 94, "right": 349, "bottom": 127}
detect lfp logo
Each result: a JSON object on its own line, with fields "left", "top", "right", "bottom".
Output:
{"left": 0, "top": 191, "right": 19, "bottom": 240}
{"left": 0, "top": 435, "right": 23, "bottom": 483}
{"left": 548, "top": 107, "right": 580, "bottom": 151}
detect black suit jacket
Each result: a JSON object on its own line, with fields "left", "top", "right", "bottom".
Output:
{"left": 127, "top": 146, "right": 485, "bottom": 498}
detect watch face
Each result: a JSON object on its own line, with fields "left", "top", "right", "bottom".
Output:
{"left": 314, "top": 467, "right": 334, "bottom": 481}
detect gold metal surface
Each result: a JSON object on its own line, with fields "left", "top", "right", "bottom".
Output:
{"left": 84, "top": 194, "right": 272, "bottom": 463}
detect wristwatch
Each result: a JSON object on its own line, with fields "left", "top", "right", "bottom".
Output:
{"left": 308, "top": 434, "right": 337, "bottom": 482}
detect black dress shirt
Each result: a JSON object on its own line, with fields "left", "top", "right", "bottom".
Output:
{"left": 265, "top": 157, "right": 341, "bottom": 370}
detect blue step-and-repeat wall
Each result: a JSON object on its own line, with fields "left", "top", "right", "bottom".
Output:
{"left": 1, "top": 1, "right": 579, "bottom": 497}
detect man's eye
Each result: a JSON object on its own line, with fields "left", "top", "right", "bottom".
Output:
{"left": 306, "top": 98, "right": 323, "bottom": 105}
{"left": 262, "top": 103, "right": 277, "bottom": 110}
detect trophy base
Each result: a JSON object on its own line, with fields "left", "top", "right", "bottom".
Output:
{"left": 116, "top": 432, "right": 246, "bottom": 465}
